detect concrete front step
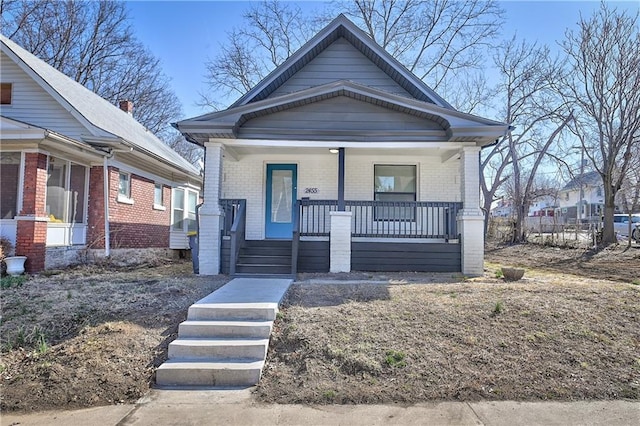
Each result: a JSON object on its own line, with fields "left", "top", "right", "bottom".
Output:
{"left": 178, "top": 320, "right": 273, "bottom": 338}
{"left": 157, "top": 278, "right": 292, "bottom": 388}
{"left": 168, "top": 338, "right": 269, "bottom": 361}
{"left": 156, "top": 360, "right": 264, "bottom": 387}
{"left": 188, "top": 302, "right": 279, "bottom": 321}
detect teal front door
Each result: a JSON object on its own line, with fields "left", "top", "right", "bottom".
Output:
{"left": 265, "top": 164, "right": 297, "bottom": 239}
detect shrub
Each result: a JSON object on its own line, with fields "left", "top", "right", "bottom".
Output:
{"left": 0, "top": 237, "right": 13, "bottom": 260}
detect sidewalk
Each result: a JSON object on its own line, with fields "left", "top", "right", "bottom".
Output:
{"left": 2, "top": 389, "right": 638, "bottom": 426}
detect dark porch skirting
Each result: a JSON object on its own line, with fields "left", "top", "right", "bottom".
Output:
{"left": 351, "top": 242, "right": 461, "bottom": 272}
{"left": 221, "top": 240, "right": 461, "bottom": 274}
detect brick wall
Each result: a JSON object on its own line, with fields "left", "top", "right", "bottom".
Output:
{"left": 15, "top": 152, "right": 48, "bottom": 273}
{"left": 458, "top": 147, "right": 484, "bottom": 276}
{"left": 85, "top": 166, "right": 174, "bottom": 251}
{"left": 19, "top": 153, "right": 48, "bottom": 216}
{"left": 16, "top": 220, "right": 46, "bottom": 272}
{"left": 87, "top": 166, "right": 106, "bottom": 248}
{"left": 329, "top": 211, "right": 352, "bottom": 272}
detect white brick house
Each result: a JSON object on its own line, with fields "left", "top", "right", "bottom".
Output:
{"left": 176, "top": 15, "right": 510, "bottom": 277}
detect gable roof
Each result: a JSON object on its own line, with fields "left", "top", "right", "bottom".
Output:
{"left": 0, "top": 34, "right": 200, "bottom": 178}
{"left": 231, "top": 14, "right": 453, "bottom": 109}
{"left": 561, "top": 171, "right": 602, "bottom": 191}
{"left": 177, "top": 15, "right": 510, "bottom": 148}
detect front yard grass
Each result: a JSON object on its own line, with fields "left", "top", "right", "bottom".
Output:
{"left": 256, "top": 274, "right": 640, "bottom": 403}
{"left": 0, "top": 244, "right": 638, "bottom": 411}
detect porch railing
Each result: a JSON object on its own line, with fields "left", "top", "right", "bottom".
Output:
{"left": 220, "top": 199, "right": 245, "bottom": 238}
{"left": 298, "top": 199, "right": 462, "bottom": 240}
{"left": 291, "top": 200, "right": 301, "bottom": 276}
{"left": 226, "top": 199, "right": 246, "bottom": 276}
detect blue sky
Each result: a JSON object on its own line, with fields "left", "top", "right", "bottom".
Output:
{"left": 126, "top": 1, "right": 639, "bottom": 119}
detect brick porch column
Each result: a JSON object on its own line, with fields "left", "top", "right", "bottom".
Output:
{"left": 330, "top": 211, "right": 352, "bottom": 272}
{"left": 457, "top": 146, "right": 484, "bottom": 276}
{"left": 199, "top": 142, "right": 224, "bottom": 275}
{"left": 15, "top": 152, "right": 49, "bottom": 273}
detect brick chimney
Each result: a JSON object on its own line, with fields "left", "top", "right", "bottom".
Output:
{"left": 119, "top": 100, "right": 133, "bottom": 115}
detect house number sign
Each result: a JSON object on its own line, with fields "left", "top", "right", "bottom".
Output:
{"left": 304, "top": 188, "right": 319, "bottom": 194}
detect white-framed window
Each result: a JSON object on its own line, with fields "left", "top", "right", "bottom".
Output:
{"left": 153, "top": 183, "right": 165, "bottom": 210}
{"left": 0, "top": 152, "right": 21, "bottom": 219}
{"left": 117, "top": 172, "right": 133, "bottom": 203}
{"left": 374, "top": 164, "right": 416, "bottom": 220}
{"left": 187, "top": 191, "right": 197, "bottom": 232}
{"left": 45, "top": 156, "right": 87, "bottom": 223}
{"left": 172, "top": 189, "right": 185, "bottom": 231}
{"left": 172, "top": 188, "right": 199, "bottom": 232}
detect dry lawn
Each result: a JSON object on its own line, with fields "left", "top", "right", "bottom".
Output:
{"left": 0, "top": 243, "right": 638, "bottom": 412}
{"left": 256, "top": 277, "right": 639, "bottom": 403}
{"left": 0, "top": 260, "right": 228, "bottom": 412}
{"left": 255, "top": 244, "right": 640, "bottom": 404}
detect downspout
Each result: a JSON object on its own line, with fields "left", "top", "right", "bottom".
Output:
{"left": 103, "top": 155, "right": 111, "bottom": 257}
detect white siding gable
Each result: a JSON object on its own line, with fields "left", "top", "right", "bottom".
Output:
{"left": 0, "top": 52, "right": 88, "bottom": 139}
{"left": 270, "top": 38, "right": 412, "bottom": 99}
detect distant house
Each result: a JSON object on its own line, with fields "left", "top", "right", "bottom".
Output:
{"left": 0, "top": 35, "right": 202, "bottom": 273}
{"left": 490, "top": 198, "right": 514, "bottom": 218}
{"left": 175, "top": 15, "right": 510, "bottom": 277}
{"left": 556, "top": 171, "right": 607, "bottom": 222}
{"left": 528, "top": 195, "right": 557, "bottom": 217}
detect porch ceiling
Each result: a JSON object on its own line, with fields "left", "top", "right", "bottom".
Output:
{"left": 219, "top": 144, "right": 464, "bottom": 162}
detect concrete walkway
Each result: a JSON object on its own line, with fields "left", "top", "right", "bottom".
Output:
{"left": 2, "top": 389, "right": 638, "bottom": 425}
{"left": 156, "top": 277, "right": 292, "bottom": 387}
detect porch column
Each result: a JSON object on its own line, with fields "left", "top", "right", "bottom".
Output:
{"left": 457, "top": 146, "right": 484, "bottom": 276}
{"left": 337, "top": 147, "right": 345, "bottom": 211}
{"left": 199, "top": 142, "right": 224, "bottom": 275}
{"left": 15, "top": 152, "right": 49, "bottom": 273}
{"left": 330, "top": 211, "right": 352, "bottom": 272}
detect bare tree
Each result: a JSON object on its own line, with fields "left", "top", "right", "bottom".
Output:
{"left": 481, "top": 37, "right": 571, "bottom": 240}
{"left": 339, "top": 0, "right": 503, "bottom": 111}
{"left": 561, "top": 3, "right": 640, "bottom": 245}
{"left": 200, "top": 0, "right": 317, "bottom": 108}
{"left": 1, "top": 0, "right": 200, "bottom": 162}
{"left": 201, "top": 0, "right": 503, "bottom": 112}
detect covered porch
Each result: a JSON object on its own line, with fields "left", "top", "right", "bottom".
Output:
{"left": 198, "top": 139, "right": 485, "bottom": 277}
{"left": 176, "top": 85, "right": 508, "bottom": 277}
{"left": 220, "top": 196, "right": 463, "bottom": 276}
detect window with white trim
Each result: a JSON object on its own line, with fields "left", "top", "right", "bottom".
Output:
{"left": 118, "top": 172, "right": 132, "bottom": 202}
{"left": 187, "top": 191, "right": 197, "bottom": 232}
{"left": 0, "top": 152, "right": 21, "bottom": 219}
{"left": 45, "top": 156, "right": 87, "bottom": 223}
{"left": 154, "top": 183, "right": 164, "bottom": 207}
{"left": 374, "top": 165, "right": 416, "bottom": 220}
{"left": 172, "top": 188, "right": 199, "bottom": 232}
{"left": 172, "top": 189, "right": 185, "bottom": 231}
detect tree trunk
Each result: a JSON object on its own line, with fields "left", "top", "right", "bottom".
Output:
{"left": 601, "top": 181, "right": 617, "bottom": 244}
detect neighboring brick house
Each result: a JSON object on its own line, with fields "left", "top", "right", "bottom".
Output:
{"left": 175, "top": 15, "right": 510, "bottom": 277}
{"left": 0, "top": 35, "right": 202, "bottom": 273}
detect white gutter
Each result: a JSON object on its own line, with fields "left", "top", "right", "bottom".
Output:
{"left": 103, "top": 156, "right": 110, "bottom": 257}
